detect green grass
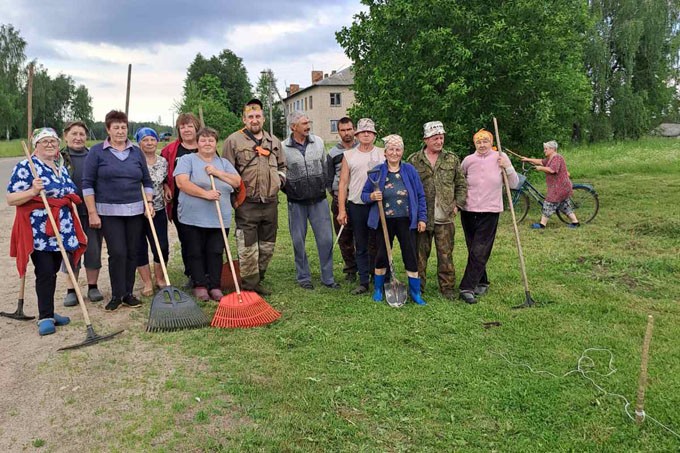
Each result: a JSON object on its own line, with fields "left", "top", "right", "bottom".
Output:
{"left": 55, "top": 136, "right": 680, "bottom": 450}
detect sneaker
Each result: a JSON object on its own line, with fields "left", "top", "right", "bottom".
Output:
{"left": 323, "top": 282, "right": 341, "bottom": 289}
{"left": 531, "top": 223, "right": 545, "bottom": 229}
{"left": 209, "top": 288, "right": 223, "bottom": 301}
{"left": 123, "top": 294, "right": 142, "bottom": 308}
{"left": 87, "top": 287, "right": 104, "bottom": 302}
{"left": 299, "top": 281, "right": 314, "bottom": 290}
{"left": 474, "top": 284, "right": 489, "bottom": 296}
{"left": 351, "top": 284, "right": 369, "bottom": 295}
{"left": 192, "top": 287, "right": 209, "bottom": 301}
{"left": 344, "top": 272, "right": 357, "bottom": 282}
{"left": 37, "top": 318, "right": 56, "bottom": 336}
{"left": 459, "top": 291, "right": 478, "bottom": 304}
{"left": 105, "top": 298, "right": 122, "bottom": 312}
{"left": 568, "top": 222, "right": 581, "bottom": 229}
{"left": 53, "top": 313, "right": 71, "bottom": 326}
{"left": 63, "top": 292, "right": 77, "bottom": 307}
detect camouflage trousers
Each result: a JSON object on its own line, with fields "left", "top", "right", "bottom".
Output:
{"left": 234, "top": 200, "right": 278, "bottom": 289}
{"left": 331, "top": 193, "right": 357, "bottom": 275}
{"left": 416, "top": 222, "right": 456, "bottom": 294}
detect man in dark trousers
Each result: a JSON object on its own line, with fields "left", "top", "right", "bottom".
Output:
{"left": 223, "top": 99, "right": 286, "bottom": 295}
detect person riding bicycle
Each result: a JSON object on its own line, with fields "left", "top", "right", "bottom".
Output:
{"left": 521, "top": 140, "right": 580, "bottom": 229}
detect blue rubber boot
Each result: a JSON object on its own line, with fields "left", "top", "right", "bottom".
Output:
{"left": 53, "top": 313, "right": 71, "bottom": 326}
{"left": 408, "top": 277, "right": 427, "bottom": 306}
{"left": 373, "top": 274, "right": 385, "bottom": 302}
{"left": 37, "top": 318, "right": 56, "bottom": 336}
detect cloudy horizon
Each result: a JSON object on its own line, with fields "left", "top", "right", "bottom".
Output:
{"left": 1, "top": 0, "right": 364, "bottom": 125}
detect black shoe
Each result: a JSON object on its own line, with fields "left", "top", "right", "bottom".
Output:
{"left": 344, "top": 272, "right": 357, "bottom": 282}
{"left": 105, "top": 298, "right": 122, "bottom": 311}
{"left": 245, "top": 283, "right": 271, "bottom": 296}
{"left": 351, "top": 284, "right": 369, "bottom": 295}
{"left": 122, "top": 294, "right": 142, "bottom": 308}
{"left": 323, "top": 282, "right": 341, "bottom": 289}
{"left": 299, "top": 281, "right": 314, "bottom": 290}
{"left": 459, "top": 291, "right": 478, "bottom": 304}
{"left": 474, "top": 284, "right": 489, "bottom": 296}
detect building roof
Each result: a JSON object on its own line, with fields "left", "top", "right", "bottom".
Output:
{"left": 284, "top": 67, "right": 353, "bottom": 100}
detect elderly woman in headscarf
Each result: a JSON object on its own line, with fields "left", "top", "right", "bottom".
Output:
{"left": 7, "top": 128, "right": 86, "bottom": 335}
{"left": 82, "top": 110, "right": 153, "bottom": 311}
{"left": 134, "top": 127, "right": 169, "bottom": 296}
{"left": 459, "top": 128, "right": 519, "bottom": 304}
{"left": 361, "top": 134, "right": 427, "bottom": 305}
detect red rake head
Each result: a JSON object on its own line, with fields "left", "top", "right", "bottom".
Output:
{"left": 211, "top": 290, "right": 281, "bottom": 328}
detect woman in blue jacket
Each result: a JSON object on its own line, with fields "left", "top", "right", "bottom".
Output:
{"left": 82, "top": 110, "right": 153, "bottom": 311}
{"left": 361, "top": 134, "right": 427, "bottom": 305}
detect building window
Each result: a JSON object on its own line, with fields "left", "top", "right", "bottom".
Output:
{"left": 330, "top": 92, "right": 341, "bottom": 106}
{"left": 330, "top": 120, "right": 338, "bottom": 133}
{"left": 304, "top": 97, "right": 308, "bottom": 111}
{"left": 309, "top": 95, "right": 313, "bottom": 110}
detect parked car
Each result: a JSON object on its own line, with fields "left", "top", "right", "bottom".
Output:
{"left": 159, "top": 132, "right": 173, "bottom": 142}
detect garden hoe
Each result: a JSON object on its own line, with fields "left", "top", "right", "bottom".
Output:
{"left": 0, "top": 276, "right": 35, "bottom": 321}
{"left": 20, "top": 141, "right": 124, "bottom": 350}
{"left": 492, "top": 118, "right": 536, "bottom": 309}
{"left": 142, "top": 188, "right": 210, "bottom": 332}
{"left": 2, "top": 64, "right": 36, "bottom": 322}
{"left": 367, "top": 168, "right": 407, "bottom": 307}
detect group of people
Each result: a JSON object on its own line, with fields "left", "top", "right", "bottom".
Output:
{"left": 8, "top": 96, "right": 580, "bottom": 336}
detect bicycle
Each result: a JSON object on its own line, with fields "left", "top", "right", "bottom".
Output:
{"left": 504, "top": 162, "right": 599, "bottom": 224}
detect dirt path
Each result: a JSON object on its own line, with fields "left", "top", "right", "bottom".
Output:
{"left": 0, "top": 157, "right": 220, "bottom": 451}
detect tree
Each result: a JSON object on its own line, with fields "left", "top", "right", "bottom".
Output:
{"left": 255, "top": 69, "right": 286, "bottom": 138}
{"left": 0, "top": 23, "right": 26, "bottom": 139}
{"left": 337, "top": 1, "right": 592, "bottom": 154}
{"left": 69, "top": 84, "right": 94, "bottom": 125}
{"left": 585, "top": 0, "right": 679, "bottom": 140}
{"left": 185, "top": 49, "right": 252, "bottom": 116}
{"left": 178, "top": 74, "right": 242, "bottom": 139}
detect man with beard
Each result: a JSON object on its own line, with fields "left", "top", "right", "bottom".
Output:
{"left": 223, "top": 99, "right": 286, "bottom": 295}
{"left": 282, "top": 111, "right": 339, "bottom": 290}
{"left": 408, "top": 121, "right": 467, "bottom": 299}
{"left": 326, "top": 117, "right": 358, "bottom": 282}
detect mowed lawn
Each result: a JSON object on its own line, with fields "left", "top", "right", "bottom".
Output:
{"left": 11, "top": 136, "right": 680, "bottom": 451}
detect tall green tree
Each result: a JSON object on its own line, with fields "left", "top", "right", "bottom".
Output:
{"left": 337, "top": 0, "right": 591, "bottom": 155}
{"left": 0, "top": 23, "right": 27, "bottom": 139}
{"left": 585, "top": 0, "right": 679, "bottom": 140}
{"left": 69, "top": 84, "right": 94, "bottom": 125}
{"left": 185, "top": 49, "right": 252, "bottom": 116}
{"left": 178, "top": 74, "right": 242, "bottom": 139}
{"left": 255, "top": 69, "right": 286, "bottom": 138}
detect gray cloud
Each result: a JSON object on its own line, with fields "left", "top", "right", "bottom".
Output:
{"left": 15, "top": 0, "right": 355, "bottom": 47}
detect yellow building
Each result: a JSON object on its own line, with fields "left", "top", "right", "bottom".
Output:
{"left": 284, "top": 67, "right": 355, "bottom": 143}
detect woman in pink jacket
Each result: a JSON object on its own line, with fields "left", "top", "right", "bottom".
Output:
{"left": 459, "top": 129, "right": 519, "bottom": 304}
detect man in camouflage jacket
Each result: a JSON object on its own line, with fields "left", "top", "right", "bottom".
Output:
{"left": 408, "top": 121, "right": 467, "bottom": 299}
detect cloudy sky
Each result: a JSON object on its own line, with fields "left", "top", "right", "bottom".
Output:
{"left": 2, "top": 0, "right": 364, "bottom": 125}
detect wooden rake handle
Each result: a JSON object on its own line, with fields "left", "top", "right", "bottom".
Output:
{"left": 21, "top": 141, "right": 93, "bottom": 326}
{"left": 492, "top": 118, "right": 531, "bottom": 294}
{"left": 210, "top": 175, "right": 242, "bottom": 296}
{"left": 141, "top": 186, "right": 171, "bottom": 286}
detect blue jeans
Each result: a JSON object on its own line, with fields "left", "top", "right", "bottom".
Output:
{"left": 287, "top": 198, "right": 335, "bottom": 285}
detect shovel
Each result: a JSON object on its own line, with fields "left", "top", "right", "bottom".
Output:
{"left": 367, "top": 168, "right": 407, "bottom": 307}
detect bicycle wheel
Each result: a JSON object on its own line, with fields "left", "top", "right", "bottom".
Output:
{"left": 503, "top": 189, "right": 530, "bottom": 223}
{"left": 557, "top": 186, "right": 599, "bottom": 224}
